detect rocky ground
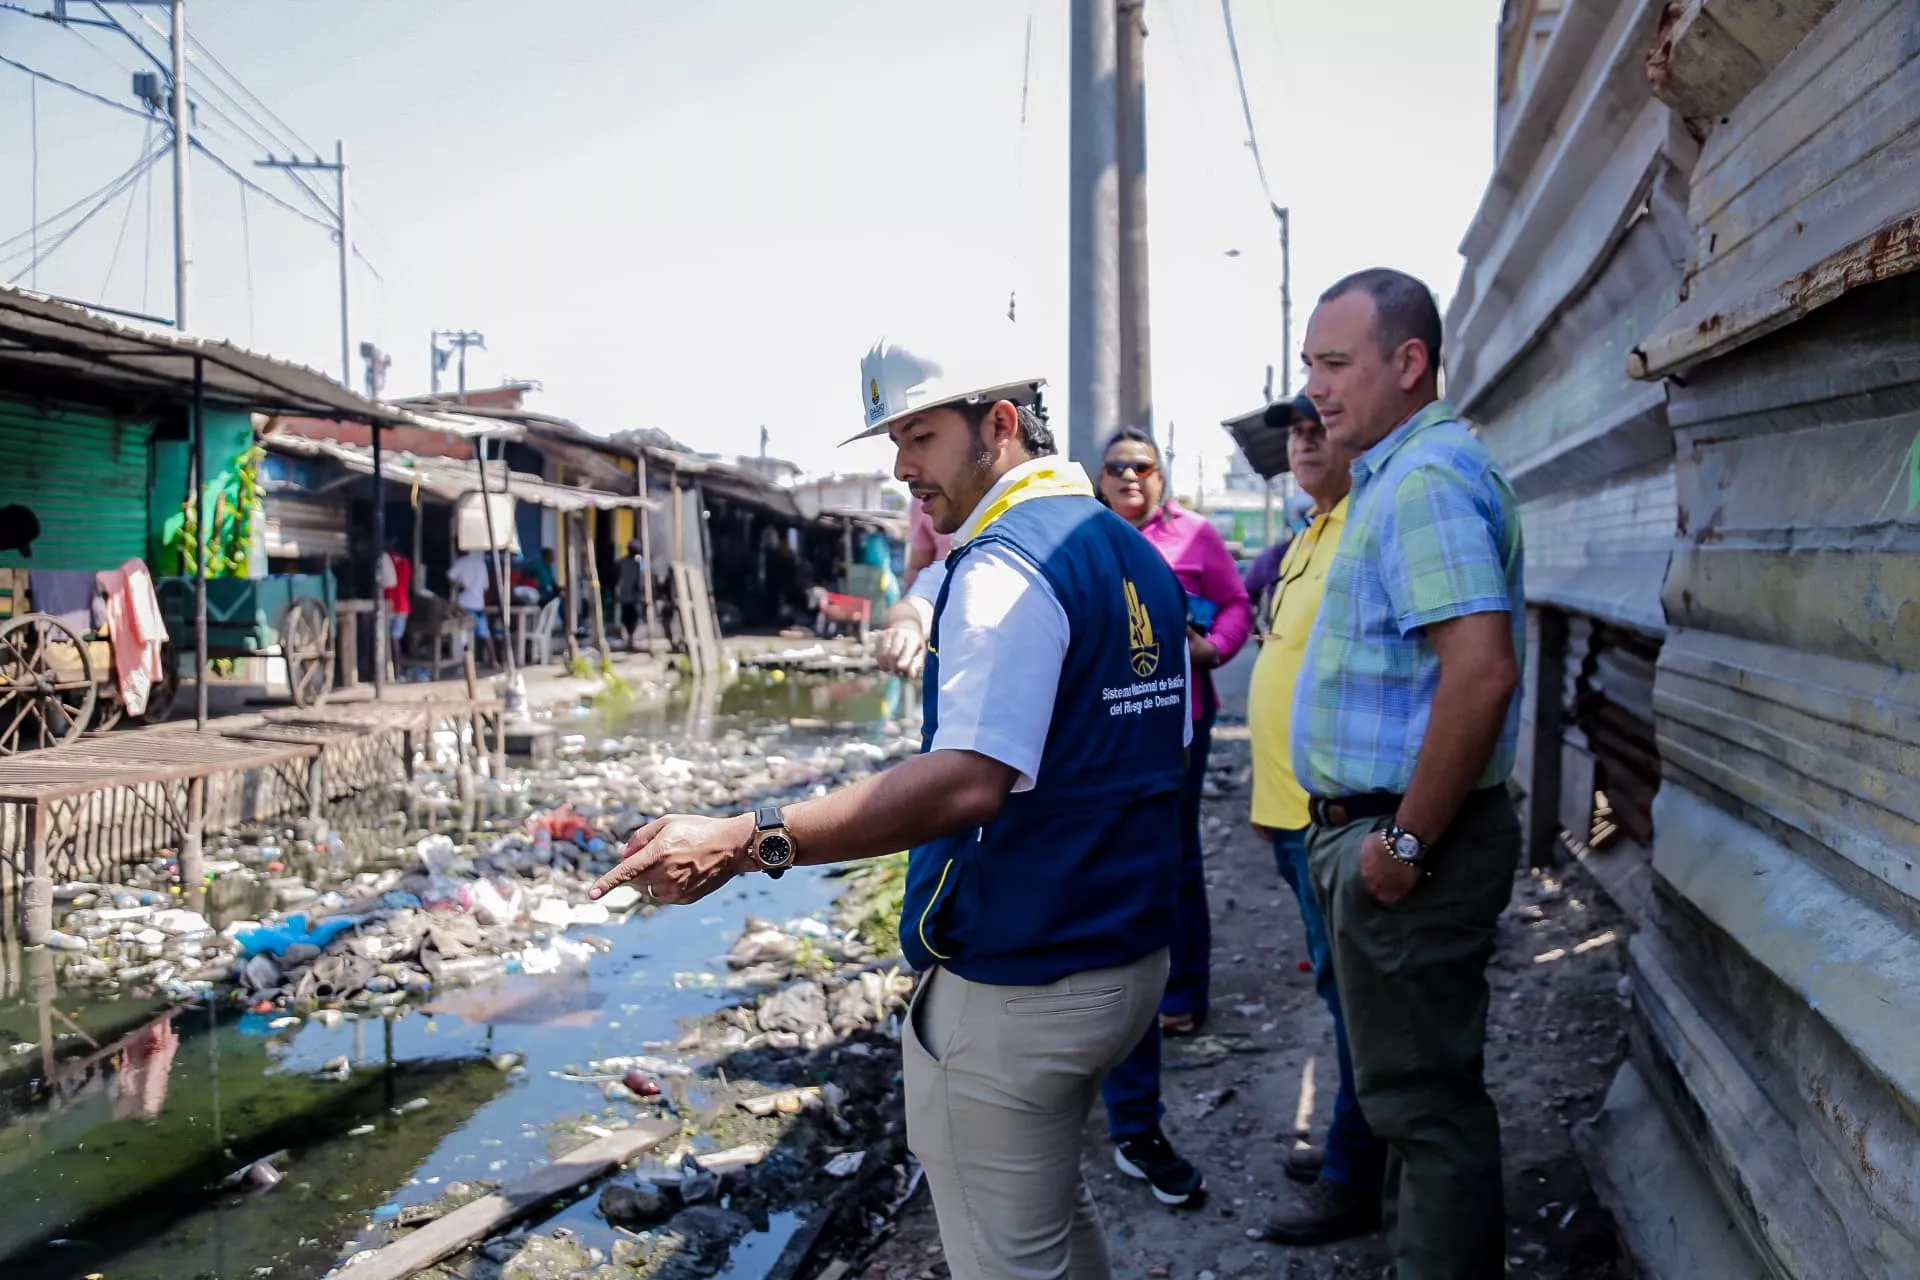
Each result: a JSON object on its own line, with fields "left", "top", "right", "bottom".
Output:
{"left": 850, "top": 733, "right": 1631, "bottom": 1280}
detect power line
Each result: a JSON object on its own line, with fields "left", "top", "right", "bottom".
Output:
{"left": 0, "top": 130, "right": 160, "bottom": 253}
{"left": 189, "top": 138, "right": 335, "bottom": 234}
{"left": 0, "top": 50, "right": 152, "bottom": 121}
{"left": 188, "top": 28, "right": 319, "bottom": 159}
{"left": 29, "top": 78, "right": 39, "bottom": 289}
{"left": 1219, "top": 0, "right": 1277, "bottom": 207}
{"left": 101, "top": 120, "right": 154, "bottom": 298}
{"left": 7, "top": 145, "right": 166, "bottom": 284}
{"left": 236, "top": 176, "right": 254, "bottom": 345}
{"left": 140, "top": 150, "right": 153, "bottom": 312}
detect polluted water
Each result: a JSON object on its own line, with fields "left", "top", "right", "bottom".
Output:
{"left": 0, "top": 669, "right": 920, "bottom": 1280}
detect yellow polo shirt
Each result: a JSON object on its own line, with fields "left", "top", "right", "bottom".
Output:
{"left": 1249, "top": 496, "right": 1349, "bottom": 830}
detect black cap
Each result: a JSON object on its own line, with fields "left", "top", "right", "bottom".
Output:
{"left": 1262, "top": 394, "right": 1320, "bottom": 430}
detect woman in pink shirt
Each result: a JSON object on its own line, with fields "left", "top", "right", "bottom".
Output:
{"left": 904, "top": 502, "right": 952, "bottom": 593}
{"left": 1099, "top": 427, "right": 1251, "bottom": 1032}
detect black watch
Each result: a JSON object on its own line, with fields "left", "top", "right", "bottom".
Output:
{"left": 749, "top": 806, "right": 795, "bottom": 879}
{"left": 1376, "top": 819, "right": 1431, "bottom": 869}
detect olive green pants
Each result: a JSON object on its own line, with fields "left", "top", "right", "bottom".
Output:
{"left": 1308, "top": 790, "right": 1520, "bottom": 1280}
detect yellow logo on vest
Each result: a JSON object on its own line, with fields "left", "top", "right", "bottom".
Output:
{"left": 1124, "top": 579, "right": 1160, "bottom": 677}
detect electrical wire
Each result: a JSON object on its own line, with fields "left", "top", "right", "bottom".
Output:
{"left": 0, "top": 129, "right": 160, "bottom": 254}
{"left": 102, "top": 118, "right": 155, "bottom": 299}
{"left": 237, "top": 177, "right": 255, "bottom": 345}
{"left": 1007, "top": 3, "right": 1035, "bottom": 324}
{"left": 140, "top": 151, "right": 153, "bottom": 313}
{"left": 188, "top": 139, "right": 335, "bottom": 234}
{"left": 7, "top": 145, "right": 167, "bottom": 284}
{"left": 0, "top": 50, "right": 152, "bottom": 121}
{"left": 1219, "top": 0, "right": 1278, "bottom": 209}
{"left": 29, "top": 78, "right": 39, "bottom": 289}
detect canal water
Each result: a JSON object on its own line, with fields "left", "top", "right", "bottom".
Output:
{"left": 0, "top": 669, "right": 912, "bottom": 1280}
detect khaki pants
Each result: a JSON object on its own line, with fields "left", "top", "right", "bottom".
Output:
{"left": 903, "top": 950, "right": 1168, "bottom": 1280}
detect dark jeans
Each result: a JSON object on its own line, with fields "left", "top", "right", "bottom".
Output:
{"left": 1271, "top": 827, "right": 1385, "bottom": 1191}
{"left": 1162, "top": 706, "right": 1215, "bottom": 1020}
{"left": 1101, "top": 706, "right": 1215, "bottom": 1141}
{"left": 1308, "top": 790, "right": 1520, "bottom": 1280}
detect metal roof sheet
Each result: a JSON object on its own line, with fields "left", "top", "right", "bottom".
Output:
{"left": 263, "top": 437, "right": 657, "bottom": 512}
{"left": 0, "top": 287, "right": 411, "bottom": 423}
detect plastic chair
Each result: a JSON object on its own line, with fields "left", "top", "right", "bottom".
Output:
{"left": 520, "top": 596, "right": 563, "bottom": 666}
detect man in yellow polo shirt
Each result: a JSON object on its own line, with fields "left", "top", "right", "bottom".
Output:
{"left": 1247, "top": 396, "right": 1388, "bottom": 1245}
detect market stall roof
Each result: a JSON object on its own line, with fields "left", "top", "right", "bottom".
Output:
{"left": 1221, "top": 403, "right": 1291, "bottom": 478}
{"left": 0, "top": 288, "right": 412, "bottom": 423}
{"left": 265, "top": 436, "right": 658, "bottom": 512}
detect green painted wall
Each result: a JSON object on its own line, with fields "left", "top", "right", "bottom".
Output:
{"left": 0, "top": 397, "right": 155, "bottom": 573}
{"left": 150, "top": 408, "right": 257, "bottom": 576}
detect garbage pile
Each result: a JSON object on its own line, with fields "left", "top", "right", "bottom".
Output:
{"left": 36, "top": 729, "right": 920, "bottom": 1012}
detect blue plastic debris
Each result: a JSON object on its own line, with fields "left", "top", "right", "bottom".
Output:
{"left": 235, "top": 912, "right": 362, "bottom": 957}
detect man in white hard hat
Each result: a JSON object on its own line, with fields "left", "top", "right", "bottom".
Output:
{"left": 591, "top": 336, "right": 1195, "bottom": 1279}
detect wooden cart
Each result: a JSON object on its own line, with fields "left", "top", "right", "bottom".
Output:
{"left": 154, "top": 572, "right": 337, "bottom": 710}
{"left": 0, "top": 569, "right": 181, "bottom": 754}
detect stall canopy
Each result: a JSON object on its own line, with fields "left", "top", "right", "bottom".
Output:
{"left": 263, "top": 436, "right": 658, "bottom": 513}
{"left": 0, "top": 288, "right": 412, "bottom": 423}
{"left": 1220, "top": 404, "right": 1291, "bottom": 480}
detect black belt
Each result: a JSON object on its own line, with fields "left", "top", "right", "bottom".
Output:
{"left": 1307, "top": 792, "right": 1402, "bottom": 829}
{"left": 1307, "top": 785, "right": 1505, "bottom": 830}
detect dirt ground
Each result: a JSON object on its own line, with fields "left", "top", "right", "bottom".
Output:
{"left": 853, "top": 732, "right": 1631, "bottom": 1280}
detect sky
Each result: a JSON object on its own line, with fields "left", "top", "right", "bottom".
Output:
{"left": 0, "top": 0, "right": 1501, "bottom": 491}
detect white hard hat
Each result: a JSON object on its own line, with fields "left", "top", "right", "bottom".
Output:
{"left": 843, "top": 336, "right": 1045, "bottom": 444}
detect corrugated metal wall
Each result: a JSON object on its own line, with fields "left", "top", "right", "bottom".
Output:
{"left": 0, "top": 397, "right": 154, "bottom": 573}
{"left": 1637, "top": 271, "right": 1920, "bottom": 1279}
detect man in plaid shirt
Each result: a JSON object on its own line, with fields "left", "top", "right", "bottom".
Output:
{"left": 1293, "top": 268, "right": 1525, "bottom": 1279}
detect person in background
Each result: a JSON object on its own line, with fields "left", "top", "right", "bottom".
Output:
{"left": 1084, "top": 425, "right": 1247, "bottom": 1208}
{"left": 1240, "top": 396, "right": 1323, "bottom": 614}
{"left": 1296, "top": 268, "right": 1525, "bottom": 1278}
{"left": 615, "top": 539, "right": 647, "bottom": 650}
{"left": 377, "top": 537, "right": 412, "bottom": 682}
{"left": 1097, "top": 426, "right": 1251, "bottom": 1035}
{"left": 1245, "top": 394, "right": 1388, "bottom": 1246}
{"left": 446, "top": 548, "right": 499, "bottom": 668}
{"left": 593, "top": 335, "right": 1192, "bottom": 1280}
{"left": 903, "top": 499, "right": 953, "bottom": 594}
{"left": 531, "top": 547, "right": 560, "bottom": 603}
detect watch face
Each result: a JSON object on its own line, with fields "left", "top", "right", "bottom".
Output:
{"left": 1391, "top": 832, "right": 1423, "bottom": 863}
{"left": 757, "top": 833, "right": 795, "bottom": 869}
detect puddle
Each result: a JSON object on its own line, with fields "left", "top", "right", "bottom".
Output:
{"left": 0, "top": 672, "right": 909, "bottom": 1279}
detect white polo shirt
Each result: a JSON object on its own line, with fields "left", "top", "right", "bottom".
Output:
{"left": 905, "top": 458, "right": 1190, "bottom": 792}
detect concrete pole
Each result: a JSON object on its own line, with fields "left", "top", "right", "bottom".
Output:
{"left": 335, "top": 141, "right": 352, "bottom": 385}
{"left": 170, "top": 0, "right": 190, "bottom": 329}
{"left": 1116, "top": 0, "right": 1152, "bottom": 437}
{"left": 1068, "top": 0, "right": 1120, "bottom": 470}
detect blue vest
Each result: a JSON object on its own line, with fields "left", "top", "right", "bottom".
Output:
{"left": 899, "top": 491, "right": 1190, "bottom": 986}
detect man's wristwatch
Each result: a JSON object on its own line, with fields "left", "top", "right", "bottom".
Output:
{"left": 748, "top": 806, "right": 795, "bottom": 879}
{"left": 1377, "top": 819, "right": 1431, "bottom": 869}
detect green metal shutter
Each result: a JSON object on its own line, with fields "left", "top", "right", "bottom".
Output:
{"left": 0, "top": 398, "right": 156, "bottom": 573}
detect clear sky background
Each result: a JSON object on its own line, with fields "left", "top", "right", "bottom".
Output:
{"left": 0, "top": 1, "right": 1499, "bottom": 491}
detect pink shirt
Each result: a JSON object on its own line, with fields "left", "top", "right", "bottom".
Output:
{"left": 909, "top": 503, "right": 953, "bottom": 565}
{"left": 1136, "top": 501, "right": 1252, "bottom": 720}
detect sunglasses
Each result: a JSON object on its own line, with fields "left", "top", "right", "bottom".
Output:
{"left": 1103, "top": 459, "right": 1159, "bottom": 480}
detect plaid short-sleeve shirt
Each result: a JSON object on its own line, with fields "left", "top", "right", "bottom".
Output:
{"left": 1292, "top": 400, "right": 1525, "bottom": 798}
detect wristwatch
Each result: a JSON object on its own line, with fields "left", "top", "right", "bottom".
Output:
{"left": 748, "top": 806, "right": 795, "bottom": 879}
{"left": 1377, "top": 819, "right": 1431, "bottom": 869}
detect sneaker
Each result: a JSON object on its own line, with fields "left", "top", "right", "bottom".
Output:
{"left": 1114, "top": 1126, "right": 1207, "bottom": 1207}
{"left": 1282, "top": 1143, "right": 1323, "bottom": 1184}
{"left": 1257, "top": 1176, "right": 1382, "bottom": 1245}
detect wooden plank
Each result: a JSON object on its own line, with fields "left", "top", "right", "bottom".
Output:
{"left": 345, "top": 1119, "right": 679, "bottom": 1280}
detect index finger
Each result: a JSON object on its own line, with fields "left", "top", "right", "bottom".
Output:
{"left": 588, "top": 816, "right": 667, "bottom": 899}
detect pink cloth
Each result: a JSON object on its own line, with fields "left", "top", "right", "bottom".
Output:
{"left": 908, "top": 503, "right": 952, "bottom": 566}
{"left": 95, "top": 559, "right": 166, "bottom": 718}
{"left": 1136, "top": 501, "right": 1252, "bottom": 719}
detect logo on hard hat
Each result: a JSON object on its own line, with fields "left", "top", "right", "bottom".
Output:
{"left": 869, "top": 378, "right": 881, "bottom": 407}
{"left": 1124, "top": 579, "right": 1160, "bottom": 677}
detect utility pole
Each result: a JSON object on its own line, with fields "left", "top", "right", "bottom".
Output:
{"left": 1266, "top": 205, "right": 1292, "bottom": 550}
{"left": 255, "top": 143, "right": 351, "bottom": 384}
{"left": 1116, "top": 0, "right": 1152, "bottom": 437}
{"left": 1068, "top": 0, "right": 1120, "bottom": 471}
{"left": 169, "top": 0, "right": 189, "bottom": 329}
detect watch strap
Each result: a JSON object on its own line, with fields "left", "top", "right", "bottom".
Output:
{"left": 754, "top": 805, "right": 782, "bottom": 831}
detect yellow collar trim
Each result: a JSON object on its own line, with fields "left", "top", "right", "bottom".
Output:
{"left": 953, "top": 459, "right": 1096, "bottom": 547}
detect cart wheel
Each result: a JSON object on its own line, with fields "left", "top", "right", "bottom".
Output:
{"left": 0, "top": 615, "right": 97, "bottom": 754}
{"left": 136, "top": 642, "right": 180, "bottom": 724}
{"left": 87, "top": 691, "right": 124, "bottom": 735}
{"left": 285, "top": 598, "right": 333, "bottom": 708}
